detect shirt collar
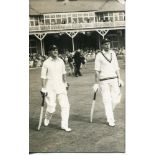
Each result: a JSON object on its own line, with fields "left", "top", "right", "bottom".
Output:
{"left": 49, "top": 57, "right": 58, "bottom": 61}
{"left": 102, "top": 49, "right": 112, "bottom": 54}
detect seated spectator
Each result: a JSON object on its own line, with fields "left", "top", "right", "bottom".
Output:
{"left": 29, "top": 57, "right": 34, "bottom": 68}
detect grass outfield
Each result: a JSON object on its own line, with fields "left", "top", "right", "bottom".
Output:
{"left": 29, "top": 60, "right": 125, "bottom": 153}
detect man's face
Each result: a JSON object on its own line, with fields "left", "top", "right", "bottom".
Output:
{"left": 102, "top": 42, "right": 110, "bottom": 52}
{"left": 50, "top": 48, "right": 58, "bottom": 59}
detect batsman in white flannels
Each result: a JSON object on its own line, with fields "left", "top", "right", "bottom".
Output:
{"left": 41, "top": 45, "right": 71, "bottom": 132}
{"left": 93, "top": 38, "right": 124, "bottom": 127}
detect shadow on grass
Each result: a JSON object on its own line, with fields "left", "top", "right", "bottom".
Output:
{"left": 29, "top": 117, "right": 61, "bottom": 132}
{"left": 70, "top": 114, "right": 107, "bottom": 125}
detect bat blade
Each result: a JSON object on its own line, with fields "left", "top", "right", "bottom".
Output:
{"left": 90, "top": 90, "right": 97, "bottom": 123}
{"left": 90, "top": 100, "right": 95, "bottom": 123}
{"left": 37, "top": 92, "right": 46, "bottom": 131}
{"left": 37, "top": 107, "right": 44, "bottom": 131}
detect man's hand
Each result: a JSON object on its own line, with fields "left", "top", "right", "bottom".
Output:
{"left": 93, "top": 84, "right": 99, "bottom": 92}
{"left": 65, "top": 83, "right": 70, "bottom": 90}
{"left": 118, "top": 79, "right": 124, "bottom": 87}
{"left": 41, "top": 88, "right": 48, "bottom": 96}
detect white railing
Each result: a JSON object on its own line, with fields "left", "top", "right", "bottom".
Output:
{"left": 29, "top": 21, "right": 125, "bottom": 32}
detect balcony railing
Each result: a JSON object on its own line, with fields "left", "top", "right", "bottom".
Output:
{"left": 29, "top": 21, "right": 125, "bottom": 32}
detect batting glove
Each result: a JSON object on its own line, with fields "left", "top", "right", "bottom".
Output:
{"left": 118, "top": 79, "right": 124, "bottom": 87}
{"left": 93, "top": 84, "right": 99, "bottom": 92}
{"left": 41, "top": 88, "right": 48, "bottom": 96}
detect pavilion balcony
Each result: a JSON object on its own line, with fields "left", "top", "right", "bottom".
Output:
{"left": 29, "top": 21, "right": 125, "bottom": 33}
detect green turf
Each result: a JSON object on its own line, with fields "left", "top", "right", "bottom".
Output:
{"left": 29, "top": 60, "right": 125, "bottom": 153}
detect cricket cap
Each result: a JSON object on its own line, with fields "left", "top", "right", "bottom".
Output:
{"left": 101, "top": 38, "right": 111, "bottom": 44}
{"left": 49, "top": 44, "right": 58, "bottom": 51}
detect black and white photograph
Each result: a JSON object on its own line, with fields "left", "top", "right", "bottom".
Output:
{"left": 29, "top": 0, "right": 125, "bottom": 153}
{"left": 2, "top": 0, "right": 155, "bottom": 155}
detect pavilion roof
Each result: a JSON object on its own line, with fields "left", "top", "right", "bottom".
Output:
{"left": 30, "top": 0, "right": 125, "bottom": 15}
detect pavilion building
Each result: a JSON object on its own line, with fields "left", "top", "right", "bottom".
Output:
{"left": 29, "top": 0, "right": 125, "bottom": 55}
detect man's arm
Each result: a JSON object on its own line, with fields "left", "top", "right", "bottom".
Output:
{"left": 116, "top": 70, "right": 124, "bottom": 87}
{"left": 40, "top": 61, "right": 48, "bottom": 92}
{"left": 62, "top": 74, "right": 70, "bottom": 90}
{"left": 93, "top": 53, "right": 100, "bottom": 92}
{"left": 113, "top": 52, "right": 124, "bottom": 87}
{"left": 95, "top": 70, "right": 100, "bottom": 83}
{"left": 116, "top": 70, "right": 121, "bottom": 80}
{"left": 62, "top": 74, "right": 67, "bottom": 83}
{"left": 41, "top": 79, "right": 47, "bottom": 88}
{"left": 93, "top": 70, "right": 100, "bottom": 92}
{"left": 61, "top": 55, "right": 69, "bottom": 89}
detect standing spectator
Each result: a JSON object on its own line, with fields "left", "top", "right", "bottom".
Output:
{"left": 67, "top": 53, "right": 74, "bottom": 76}
{"left": 41, "top": 45, "right": 72, "bottom": 132}
{"left": 93, "top": 38, "right": 124, "bottom": 127}
{"left": 73, "top": 49, "right": 83, "bottom": 77}
{"left": 64, "top": 55, "right": 68, "bottom": 64}
{"left": 80, "top": 53, "right": 87, "bottom": 69}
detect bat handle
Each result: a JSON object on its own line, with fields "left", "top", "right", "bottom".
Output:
{"left": 40, "top": 91, "right": 47, "bottom": 106}
{"left": 41, "top": 95, "right": 45, "bottom": 106}
{"left": 93, "top": 89, "right": 98, "bottom": 100}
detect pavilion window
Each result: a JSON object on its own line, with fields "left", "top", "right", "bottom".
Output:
{"left": 78, "top": 13, "right": 82, "bottom": 17}
{"left": 51, "top": 19, "right": 56, "bottom": 24}
{"left": 84, "top": 13, "right": 88, "bottom": 17}
{"left": 68, "top": 17, "right": 72, "bottom": 23}
{"left": 84, "top": 17, "right": 89, "bottom": 23}
{"left": 45, "top": 15, "right": 50, "bottom": 18}
{"left": 103, "top": 12, "right": 113, "bottom": 22}
{"left": 45, "top": 19, "right": 50, "bottom": 25}
{"left": 119, "top": 12, "right": 125, "bottom": 21}
{"left": 56, "top": 19, "right": 61, "bottom": 24}
{"left": 62, "top": 14, "right": 67, "bottom": 18}
{"left": 62, "top": 18, "right": 67, "bottom": 24}
{"left": 50, "top": 14, "right": 55, "bottom": 18}
{"left": 30, "top": 21, "right": 33, "bottom": 26}
{"left": 72, "top": 18, "right": 77, "bottom": 23}
{"left": 89, "top": 12, "right": 94, "bottom": 16}
{"left": 78, "top": 17, "right": 83, "bottom": 23}
{"left": 89, "top": 17, "right": 94, "bottom": 23}
{"left": 72, "top": 14, "right": 77, "bottom": 17}
{"left": 56, "top": 14, "right": 61, "bottom": 18}
{"left": 109, "top": 12, "right": 113, "bottom": 22}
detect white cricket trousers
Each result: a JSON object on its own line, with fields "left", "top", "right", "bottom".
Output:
{"left": 100, "top": 79, "right": 121, "bottom": 123}
{"left": 45, "top": 84, "right": 70, "bottom": 129}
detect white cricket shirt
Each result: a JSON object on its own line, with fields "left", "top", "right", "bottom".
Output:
{"left": 95, "top": 50, "right": 119, "bottom": 79}
{"left": 41, "top": 57, "right": 67, "bottom": 93}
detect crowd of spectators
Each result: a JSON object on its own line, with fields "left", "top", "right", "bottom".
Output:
{"left": 29, "top": 53, "right": 48, "bottom": 68}
{"left": 29, "top": 48, "right": 125, "bottom": 69}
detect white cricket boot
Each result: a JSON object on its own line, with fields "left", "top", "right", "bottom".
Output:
{"left": 108, "top": 122, "right": 115, "bottom": 127}
{"left": 44, "top": 111, "right": 52, "bottom": 126}
{"left": 44, "top": 119, "right": 50, "bottom": 126}
{"left": 61, "top": 127, "right": 72, "bottom": 132}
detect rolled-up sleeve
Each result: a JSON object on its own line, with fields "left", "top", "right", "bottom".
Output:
{"left": 41, "top": 62, "right": 48, "bottom": 79}
{"left": 95, "top": 54, "right": 101, "bottom": 71}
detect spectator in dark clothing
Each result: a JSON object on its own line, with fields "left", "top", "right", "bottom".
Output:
{"left": 67, "top": 53, "right": 74, "bottom": 76}
{"left": 80, "top": 54, "right": 87, "bottom": 68}
{"left": 73, "top": 49, "right": 82, "bottom": 77}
